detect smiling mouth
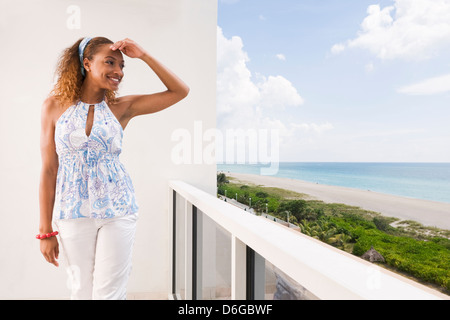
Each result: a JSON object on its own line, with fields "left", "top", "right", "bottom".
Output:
{"left": 107, "top": 76, "right": 121, "bottom": 84}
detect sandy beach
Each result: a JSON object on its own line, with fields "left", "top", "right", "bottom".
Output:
{"left": 223, "top": 172, "right": 450, "bottom": 230}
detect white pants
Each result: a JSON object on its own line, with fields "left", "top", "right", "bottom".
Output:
{"left": 54, "top": 214, "right": 138, "bottom": 300}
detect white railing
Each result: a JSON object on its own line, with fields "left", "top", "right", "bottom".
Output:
{"left": 168, "top": 180, "right": 448, "bottom": 300}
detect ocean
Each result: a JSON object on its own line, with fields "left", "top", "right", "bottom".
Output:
{"left": 217, "top": 162, "right": 450, "bottom": 204}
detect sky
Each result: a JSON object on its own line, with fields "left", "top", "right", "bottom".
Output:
{"left": 216, "top": 0, "right": 450, "bottom": 163}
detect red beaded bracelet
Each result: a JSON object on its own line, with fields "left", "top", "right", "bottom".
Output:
{"left": 36, "top": 231, "right": 59, "bottom": 240}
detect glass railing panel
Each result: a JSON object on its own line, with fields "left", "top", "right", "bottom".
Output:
{"left": 197, "top": 209, "right": 232, "bottom": 300}
{"left": 264, "top": 260, "right": 319, "bottom": 300}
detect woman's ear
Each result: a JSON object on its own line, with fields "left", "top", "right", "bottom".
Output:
{"left": 83, "top": 58, "right": 91, "bottom": 72}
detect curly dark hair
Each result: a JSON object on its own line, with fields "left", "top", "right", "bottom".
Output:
{"left": 50, "top": 37, "right": 118, "bottom": 108}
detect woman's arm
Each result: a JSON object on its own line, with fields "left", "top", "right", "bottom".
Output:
{"left": 111, "top": 38, "right": 190, "bottom": 119}
{"left": 38, "top": 96, "right": 60, "bottom": 267}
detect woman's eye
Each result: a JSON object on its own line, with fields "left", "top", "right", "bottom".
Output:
{"left": 106, "top": 61, "right": 124, "bottom": 69}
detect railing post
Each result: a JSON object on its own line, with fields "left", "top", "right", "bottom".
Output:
{"left": 168, "top": 187, "right": 178, "bottom": 299}
{"left": 192, "top": 205, "right": 203, "bottom": 300}
{"left": 172, "top": 189, "right": 176, "bottom": 296}
{"left": 184, "top": 200, "right": 192, "bottom": 299}
{"left": 246, "top": 247, "right": 265, "bottom": 300}
{"left": 192, "top": 206, "right": 198, "bottom": 299}
{"left": 231, "top": 236, "right": 246, "bottom": 299}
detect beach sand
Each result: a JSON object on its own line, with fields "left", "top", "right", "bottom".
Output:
{"left": 222, "top": 172, "right": 450, "bottom": 230}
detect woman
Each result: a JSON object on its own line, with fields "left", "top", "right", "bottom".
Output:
{"left": 38, "top": 37, "right": 189, "bottom": 299}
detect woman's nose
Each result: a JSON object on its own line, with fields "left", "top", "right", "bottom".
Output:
{"left": 115, "top": 66, "right": 124, "bottom": 77}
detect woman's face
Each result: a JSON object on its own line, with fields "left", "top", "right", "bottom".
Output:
{"left": 86, "top": 44, "right": 125, "bottom": 91}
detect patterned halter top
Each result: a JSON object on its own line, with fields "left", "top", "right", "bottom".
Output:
{"left": 54, "top": 99, "right": 139, "bottom": 219}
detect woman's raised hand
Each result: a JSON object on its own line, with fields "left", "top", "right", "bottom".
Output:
{"left": 110, "top": 38, "right": 147, "bottom": 59}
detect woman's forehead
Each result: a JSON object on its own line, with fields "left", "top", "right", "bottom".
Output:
{"left": 95, "top": 44, "right": 124, "bottom": 62}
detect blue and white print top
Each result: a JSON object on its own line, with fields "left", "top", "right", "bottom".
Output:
{"left": 54, "top": 99, "right": 139, "bottom": 219}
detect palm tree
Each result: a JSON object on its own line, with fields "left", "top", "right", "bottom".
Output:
{"left": 217, "top": 173, "right": 227, "bottom": 185}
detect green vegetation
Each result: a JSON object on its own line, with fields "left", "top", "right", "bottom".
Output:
{"left": 217, "top": 173, "right": 450, "bottom": 294}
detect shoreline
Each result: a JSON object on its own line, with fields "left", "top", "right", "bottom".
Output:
{"left": 221, "top": 171, "right": 450, "bottom": 230}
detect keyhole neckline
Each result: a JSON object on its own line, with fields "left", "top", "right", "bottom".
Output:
{"left": 82, "top": 100, "right": 104, "bottom": 138}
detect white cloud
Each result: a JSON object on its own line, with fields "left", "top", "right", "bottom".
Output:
{"left": 217, "top": 26, "right": 304, "bottom": 129}
{"left": 330, "top": 43, "right": 345, "bottom": 55}
{"left": 257, "top": 75, "right": 304, "bottom": 109}
{"left": 216, "top": 26, "right": 333, "bottom": 161}
{"left": 397, "top": 73, "right": 450, "bottom": 95}
{"left": 217, "top": 26, "right": 260, "bottom": 124}
{"left": 276, "top": 53, "right": 286, "bottom": 61}
{"left": 332, "top": 0, "right": 450, "bottom": 60}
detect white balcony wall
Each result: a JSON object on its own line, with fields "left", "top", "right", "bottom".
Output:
{"left": 0, "top": 0, "right": 217, "bottom": 299}
{"left": 169, "top": 180, "right": 448, "bottom": 300}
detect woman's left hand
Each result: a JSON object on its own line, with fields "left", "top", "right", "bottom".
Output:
{"left": 110, "top": 38, "right": 147, "bottom": 59}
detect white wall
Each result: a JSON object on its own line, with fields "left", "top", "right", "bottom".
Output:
{"left": 0, "top": 0, "right": 217, "bottom": 299}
